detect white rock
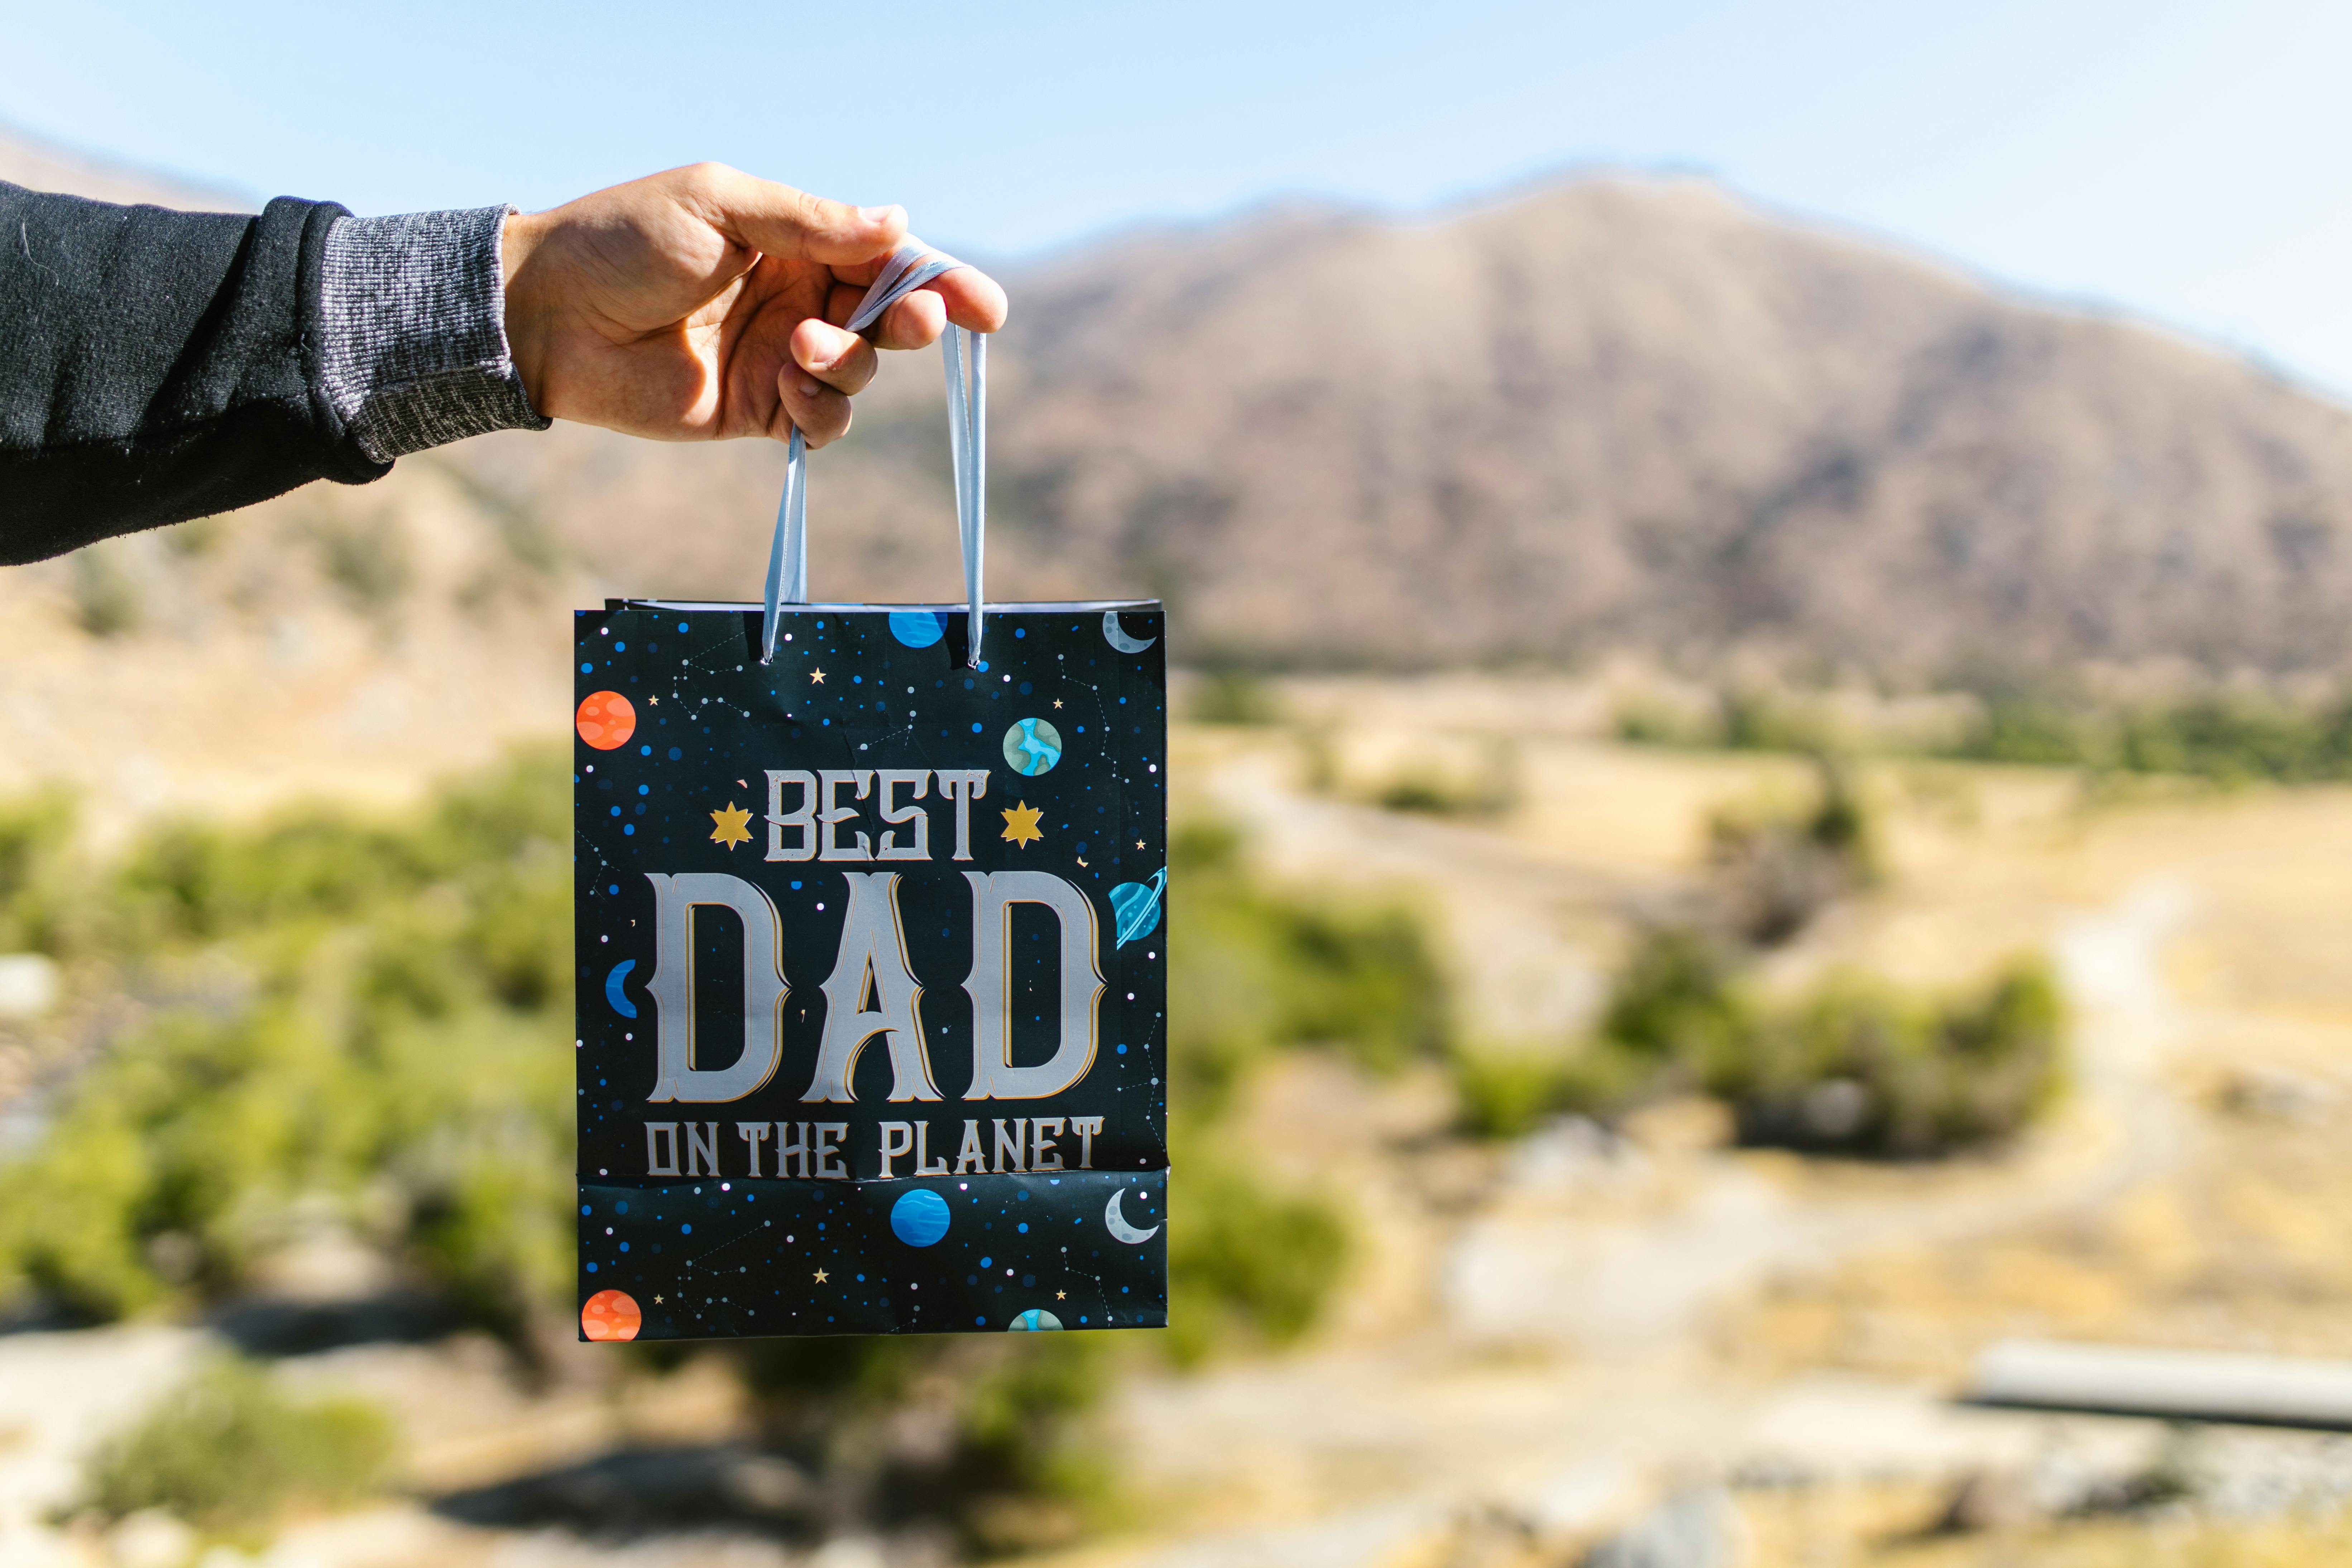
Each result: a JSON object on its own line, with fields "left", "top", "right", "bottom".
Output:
{"left": 0, "top": 954, "right": 58, "bottom": 1020}
{"left": 107, "top": 1509, "right": 195, "bottom": 1568}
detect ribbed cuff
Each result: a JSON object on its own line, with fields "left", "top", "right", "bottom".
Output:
{"left": 318, "top": 206, "right": 551, "bottom": 462}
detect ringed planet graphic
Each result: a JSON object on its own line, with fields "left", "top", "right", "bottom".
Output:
{"left": 1110, "top": 869, "right": 1167, "bottom": 947}
{"left": 603, "top": 960, "right": 638, "bottom": 1019}
{"left": 889, "top": 1188, "right": 952, "bottom": 1247}
{"left": 1105, "top": 1188, "right": 1160, "bottom": 1244}
{"left": 575, "top": 690, "right": 636, "bottom": 751}
{"left": 1003, "top": 717, "right": 1063, "bottom": 776}
{"left": 1102, "top": 610, "right": 1157, "bottom": 654}
{"left": 888, "top": 610, "right": 946, "bottom": 648}
{"left": 1008, "top": 1309, "right": 1064, "bottom": 1331}
{"left": 580, "top": 1289, "right": 642, "bottom": 1341}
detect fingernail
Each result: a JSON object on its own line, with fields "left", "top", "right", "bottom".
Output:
{"left": 857, "top": 205, "right": 904, "bottom": 227}
{"left": 799, "top": 376, "right": 823, "bottom": 399}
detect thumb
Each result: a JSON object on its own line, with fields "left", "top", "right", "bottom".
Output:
{"left": 689, "top": 165, "right": 907, "bottom": 264}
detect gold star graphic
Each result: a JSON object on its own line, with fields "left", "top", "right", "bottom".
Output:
{"left": 709, "top": 802, "right": 754, "bottom": 850}
{"left": 811, "top": 668, "right": 826, "bottom": 684}
{"left": 648, "top": 695, "right": 659, "bottom": 705}
{"left": 813, "top": 1268, "right": 829, "bottom": 1283}
{"left": 1135, "top": 839, "right": 1146, "bottom": 850}
{"left": 1001, "top": 801, "right": 1045, "bottom": 849}
{"left": 653, "top": 1295, "right": 664, "bottom": 1304}
{"left": 1055, "top": 1290, "right": 1066, "bottom": 1300}
{"left": 1053, "top": 699, "right": 1063, "bottom": 709}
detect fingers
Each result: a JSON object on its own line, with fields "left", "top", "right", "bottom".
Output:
{"left": 792, "top": 318, "right": 877, "bottom": 396}
{"left": 678, "top": 163, "right": 908, "bottom": 267}
{"left": 931, "top": 265, "right": 1011, "bottom": 333}
{"left": 865, "top": 267, "right": 1012, "bottom": 349}
{"left": 872, "top": 289, "right": 948, "bottom": 350}
{"left": 776, "top": 363, "right": 854, "bottom": 449}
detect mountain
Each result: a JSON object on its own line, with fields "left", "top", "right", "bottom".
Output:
{"left": 458, "top": 177, "right": 2352, "bottom": 679}
{"left": 0, "top": 120, "right": 251, "bottom": 211}
{"left": 984, "top": 181, "right": 2352, "bottom": 675}
{"left": 11, "top": 128, "right": 2352, "bottom": 812}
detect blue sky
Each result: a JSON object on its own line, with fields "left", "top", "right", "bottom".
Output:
{"left": 11, "top": 0, "right": 2352, "bottom": 390}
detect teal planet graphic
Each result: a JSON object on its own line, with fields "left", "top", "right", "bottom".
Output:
{"left": 1003, "top": 717, "right": 1063, "bottom": 776}
{"left": 1007, "top": 1308, "right": 1064, "bottom": 1332}
{"left": 888, "top": 610, "right": 945, "bottom": 648}
{"left": 1109, "top": 869, "right": 1166, "bottom": 947}
{"left": 888, "top": 1188, "right": 951, "bottom": 1247}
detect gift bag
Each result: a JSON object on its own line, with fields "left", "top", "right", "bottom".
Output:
{"left": 571, "top": 244, "right": 1167, "bottom": 1342}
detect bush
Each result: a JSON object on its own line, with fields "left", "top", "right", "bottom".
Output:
{"left": 1622, "top": 674, "right": 2352, "bottom": 787}
{"left": 0, "top": 791, "right": 78, "bottom": 955}
{"left": 1709, "top": 961, "right": 2066, "bottom": 1156}
{"left": 1188, "top": 670, "right": 1281, "bottom": 725}
{"left": 0, "top": 751, "right": 575, "bottom": 1346}
{"left": 735, "top": 1332, "right": 1115, "bottom": 1554}
{"left": 83, "top": 1358, "right": 396, "bottom": 1532}
{"left": 1168, "top": 819, "right": 1449, "bottom": 1101}
{"left": 1455, "top": 926, "right": 2065, "bottom": 1158}
{"left": 1164, "top": 1146, "right": 1349, "bottom": 1365}
{"left": 1704, "top": 756, "right": 1878, "bottom": 947}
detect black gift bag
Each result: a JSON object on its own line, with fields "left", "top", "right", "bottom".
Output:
{"left": 571, "top": 245, "right": 1168, "bottom": 1342}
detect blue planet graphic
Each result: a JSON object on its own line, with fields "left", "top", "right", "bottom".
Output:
{"left": 889, "top": 1188, "right": 951, "bottom": 1247}
{"left": 1007, "top": 1308, "right": 1064, "bottom": 1331}
{"left": 1003, "top": 717, "right": 1063, "bottom": 776}
{"left": 888, "top": 610, "right": 946, "bottom": 648}
{"left": 603, "top": 959, "right": 638, "bottom": 1019}
{"left": 1109, "top": 869, "right": 1166, "bottom": 947}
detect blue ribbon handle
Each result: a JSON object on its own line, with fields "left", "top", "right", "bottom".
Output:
{"left": 759, "top": 240, "right": 988, "bottom": 667}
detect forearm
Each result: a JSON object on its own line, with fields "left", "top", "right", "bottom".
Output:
{"left": 0, "top": 183, "right": 546, "bottom": 564}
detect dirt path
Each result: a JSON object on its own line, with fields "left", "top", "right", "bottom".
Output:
{"left": 1105, "top": 759, "right": 2209, "bottom": 1567}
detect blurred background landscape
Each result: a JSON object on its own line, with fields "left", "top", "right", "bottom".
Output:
{"left": 8, "top": 4, "right": 2352, "bottom": 1563}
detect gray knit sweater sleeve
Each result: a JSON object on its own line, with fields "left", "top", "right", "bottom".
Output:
{"left": 317, "top": 206, "right": 550, "bottom": 462}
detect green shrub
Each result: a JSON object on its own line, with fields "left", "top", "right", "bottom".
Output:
{"left": 951, "top": 1336, "right": 1115, "bottom": 1550}
{"left": 1165, "top": 1146, "right": 1348, "bottom": 1365}
{"left": 0, "top": 791, "right": 78, "bottom": 955}
{"left": 83, "top": 1358, "right": 396, "bottom": 1532}
{"left": 1168, "top": 819, "right": 1449, "bottom": 1098}
{"left": 1455, "top": 926, "right": 2065, "bottom": 1158}
{"left": 737, "top": 1333, "right": 1115, "bottom": 1555}
{"left": 1623, "top": 674, "right": 2352, "bottom": 788}
{"left": 1705, "top": 960, "right": 2064, "bottom": 1156}
{"left": 1189, "top": 670, "right": 1281, "bottom": 725}
{"left": 1703, "top": 756, "right": 1879, "bottom": 946}
{"left": 0, "top": 751, "right": 575, "bottom": 1346}
{"left": 71, "top": 547, "right": 144, "bottom": 638}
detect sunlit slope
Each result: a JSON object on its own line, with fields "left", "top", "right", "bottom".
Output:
{"left": 456, "top": 176, "right": 2352, "bottom": 677}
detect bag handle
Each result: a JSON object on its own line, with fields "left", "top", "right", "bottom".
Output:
{"left": 760, "top": 240, "right": 988, "bottom": 668}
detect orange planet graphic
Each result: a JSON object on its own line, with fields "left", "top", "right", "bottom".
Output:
{"left": 576, "top": 691, "right": 636, "bottom": 751}
{"left": 581, "top": 1288, "right": 642, "bottom": 1341}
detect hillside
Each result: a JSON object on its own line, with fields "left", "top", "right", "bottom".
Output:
{"left": 13, "top": 130, "right": 2352, "bottom": 812}
{"left": 986, "top": 181, "right": 2352, "bottom": 675}
{"left": 459, "top": 178, "right": 2352, "bottom": 678}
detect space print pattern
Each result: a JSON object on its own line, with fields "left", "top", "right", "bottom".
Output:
{"left": 573, "top": 600, "right": 1169, "bottom": 1339}
{"left": 579, "top": 1172, "right": 1166, "bottom": 1339}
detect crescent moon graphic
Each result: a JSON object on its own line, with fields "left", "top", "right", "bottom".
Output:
{"left": 1102, "top": 610, "right": 1157, "bottom": 655}
{"left": 1105, "top": 1188, "right": 1159, "bottom": 1245}
{"left": 604, "top": 959, "right": 638, "bottom": 1019}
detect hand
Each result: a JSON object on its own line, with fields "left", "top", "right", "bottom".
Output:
{"left": 498, "top": 164, "right": 1008, "bottom": 449}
